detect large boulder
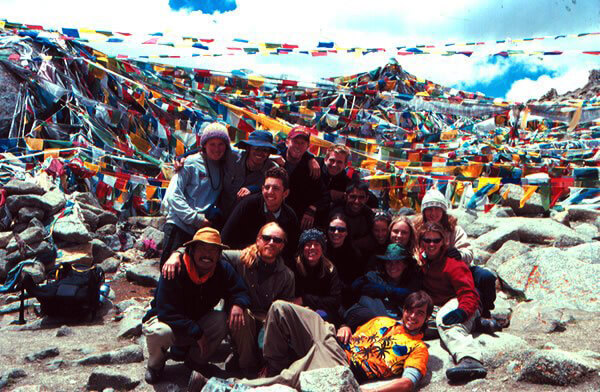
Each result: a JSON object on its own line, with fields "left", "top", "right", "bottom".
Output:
{"left": 125, "top": 262, "right": 160, "bottom": 287}
{"left": 3, "top": 179, "right": 45, "bottom": 196}
{"left": 497, "top": 247, "right": 600, "bottom": 311}
{"left": 6, "top": 194, "right": 53, "bottom": 215}
{"left": 510, "top": 301, "right": 572, "bottom": 333}
{"left": 16, "top": 207, "right": 45, "bottom": 224}
{"left": 472, "top": 225, "right": 520, "bottom": 252}
{"left": 485, "top": 240, "right": 531, "bottom": 271}
{"left": 5, "top": 226, "right": 46, "bottom": 253}
{"left": 6, "top": 242, "right": 55, "bottom": 270}
{"left": 516, "top": 349, "right": 599, "bottom": 386}
{"left": 299, "top": 366, "right": 360, "bottom": 392}
{"left": 499, "top": 183, "right": 545, "bottom": 216}
{"left": 135, "top": 226, "right": 164, "bottom": 251}
{"left": 567, "top": 207, "right": 600, "bottom": 224}
{"left": 72, "top": 191, "right": 102, "bottom": 209}
{"left": 0, "top": 231, "right": 12, "bottom": 249}
{"left": 127, "top": 216, "right": 166, "bottom": 230}
{"left": 52, "top": 214, "right": 91, "bottom": 244}
{"left": 446, "top": 208, "right": 478, "bottom": 229}
{"left": 41, "top": 189, "right": 67, "bottom": 215}
{"left": 563, "top": 242, "right": 600, "bottom": 264}
{"left": 90, "top": 239, "right": 115, "bottom": 264}
{"left": 86, "top": 367, "right": 140, "bottom": 390}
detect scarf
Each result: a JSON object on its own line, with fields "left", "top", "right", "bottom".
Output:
{"left": 183, "top": 252, "right": 216, "bottom": 285}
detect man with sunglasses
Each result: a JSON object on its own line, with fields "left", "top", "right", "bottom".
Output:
{"left": 221, "top": 167, "right": 299, "bottom": 261}
{"left": 417, "top": 222, "right": 487, "bottom": 383}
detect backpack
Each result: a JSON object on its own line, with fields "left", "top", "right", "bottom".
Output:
{"left": 22, "top": 262, "right": 105, "bottom": 319}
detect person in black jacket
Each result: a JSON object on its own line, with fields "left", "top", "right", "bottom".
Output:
{"left": 142, "top": 227, "right": 250, "bottom": 385}
{"left": 330, "top": 182, "right": 375, "bottom": 241}
{"left": 221, "top": 167, "right": 299, "bottom": 260}
{"left": 291, "top": 229, "right": 342, "bottom": 324}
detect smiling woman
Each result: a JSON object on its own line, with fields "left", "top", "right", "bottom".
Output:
{"left": 168, "top": 0, "right": 237, "bottom": 13}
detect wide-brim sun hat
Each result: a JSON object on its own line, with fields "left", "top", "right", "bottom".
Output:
{"left": 183, "top": 227, "right": 230, "bottom": 249}
{"left": 235, "top": 130, "right": 278, "bottom": 153}
{"left": 376, "top": 243, "right": 410, "bottom": 262}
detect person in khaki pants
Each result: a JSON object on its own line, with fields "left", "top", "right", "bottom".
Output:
{"left": 188, "top": 291, "right": 433, "bottom": 391}
{"left": 142, "top": 227, "right": 250, "bottom": 385}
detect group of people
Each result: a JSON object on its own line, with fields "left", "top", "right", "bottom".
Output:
{"left": 143, "top": 122, "right": 501, "bottom": 390}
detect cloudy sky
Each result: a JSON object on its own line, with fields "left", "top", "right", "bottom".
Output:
{"left": 2, "top": 0, "right": 599, "bottom": 101}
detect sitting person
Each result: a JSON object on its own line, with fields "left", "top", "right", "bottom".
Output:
{"left": 414, "top": 187, "right": 500, "bottom": 332}
{"left": 163, "top": 222, "right": 295, "bottom": 378}
{"left": 188, "top": 291, "right": 434, "bottom": 391}
{"left": 142, "top": 227, "right": 250, "bottom": 385}
{"left": 346, "top": 243, "right": 422, "bottom": 329}
{"left": 389, "top": 215, "right": 417, "bottom": 253}
{"left": 417, "top": 222, "right": 487, "bottom": 382}
{"left": 291, "top": 229, "right": 342, "bottom": 324}
{"left": 355, "top": 210, "right": 392, "bottom": 270}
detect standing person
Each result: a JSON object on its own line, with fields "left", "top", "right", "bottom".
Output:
{"left": 221, "top": 167, "right": 299, "bottom": 260}
{"left": 279, "top": 126, "right": 328, "bottom": 230}
{"left": 331, "top": 182, "right": 374, "bottom": 240}
{"left": 188, "top": 291, "right": 434, "bottom": 391}
{"left": 219, "top": 130, "right": 278, "bottom": 220}
{"left": 142, "top": 227, "right": 250, "bottom": 385}
{"left": 347, "top": 243, "right": 422, "bottom": 329}
{"left": 417, "top": 222, "right": 487, "bottom": 382}
{"left": 414, "top": 188, "right": 500, "bottom": 332}
{"left": 291, "top": 229, "right": 342, "bottom": 323}
{"left": 160, "top": 122, "right": 232, "bottom": 267}
{"left": 161, "top": 222, "right": 295, "bottom": 377}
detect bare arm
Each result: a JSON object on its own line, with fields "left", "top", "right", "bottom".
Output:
{"left": 360, "top": 378, "right": 414, "bottom": 392}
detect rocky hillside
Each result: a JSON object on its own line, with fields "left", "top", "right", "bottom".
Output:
{"left": 539, "top": 69, "right": 600, "bottom": 101}
{"left": 0, "top": 179, "right": 599, "bottom": 391}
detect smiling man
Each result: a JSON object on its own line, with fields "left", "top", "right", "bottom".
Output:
{"left": 188, "top": 290, "right": 433, "bottom": 391}
{"left": 142, "top": 227, "right": 250, "bottom": 385}
{"left": 220, "top": 166, "right": 299, "bottom": 260}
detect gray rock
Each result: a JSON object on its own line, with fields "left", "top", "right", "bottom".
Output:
{"left": 117, "top": 307, "right": 146, "bottom": 339}
{"left": 553, "top": 233, "right": 587, "bottom": 248}
{"left": 24, "top": 347, "right": 59, "bottom": 362}
{"left": 16, "top": 207, "right": 45, "bottom": 224}
{"left": 98, "top": 234, "right": 122, "bottom": 252}
{"left": 489, "top": 205, "right": 516, "bottom": 217}
{"left": 499, "top": 183, "right": 545, "bottom": 216}
{"left": 6, "top": 242, "right": 55, "bottom": 271}
{"left": 97, "top": 211, "right": 118, "bottom": 228}
{"left": 497, "top": 247, "right": 600, "bottom": 311}
{"left": 517, "top": 349, "right": 598, "bottom": 385}
{"left": 0, "top": 231, "right": 13, "bottom": 248}
{"left": 253, "top": 385, "right": 296, "bottom": 391}
{"left": 476, "top": 332, "right": 530, "bottom": 368}
{"left": 97, "top": 257, "right": 121, "bottom": 274}
{"left": 299, "top": 365, "right": 360, "bottom": 392}
{"left": 73, "top": 192, "right": 102, "bottom": 209}
{"left": 0, "top": 299, "right": 36, "bottom": 315}
{"left": 80, "top": 208, "right": 100, "bottom": 232}
{"left": 463, "top": 222, "right": 494, "bottom": 238}
{"left": 115, "top": 299, "right": 145, "bottom": 314}
{"left": 567, "top": 207, "right": 600, "bottom": 224}
{"left": 4, "top": 179, "right": 45, "bottom": 196}
{"left": 135, "top": 226, "right": 165, "bottom": 251}
{"left": 517, "top": 219, "right": 587, "bottom": 246}
{"left": 77, "top": 344, "right": 144, "bottom": 365}
{"left": 563, "top": 242, "right": 600, "bottom": 264}
{"left": 550, "top": 210, "right": 570, "bottom": 226}
{"left": 486, "top": 240, "right": 530, "bottom": 271}
{"left": 96, "top": 224, "right": 117, "bottom": 236}
{"left": 510, "top": 301, "right": 571, "bottom": 333}
{"left": 126, "top": 262, "right": 160, "bottom": 287}
{"left": 0, "top": 252, "right": 7, "bottom": 281}
{"left": 128, "top": 216, "right": 167, "bottom": 230}
{"left": 86, "top": 367, "right": 140, "bottom": 390}
{"left": 42, "top": 189, "right": 67, "bottom": 215}
{"left": 56, "top": 326, "right": 73, "bottom": 337}
{"left": 46, "top": 359, "right": 66, "bottom": 371}
{"left": 472, "top": 247, "right": 492, "bottom": 266}
{"left": 447, "top": 208, "right": 478, "bottom": 228}
{"left": 473, "top": 225, "right": 520, "bottom": 252}
{"left": 91, "top": 239, "right": 115, "bottom": 264}
{"left": 6, "top": 194, "right": 53, "bottom": 215}
{"left": 0, "top": 368, "right": 27, "bottom": 389}
{"left": 573, "top": 222, "right": 598, "bottom": 239}
{"left": 28, "top": 217, "right": 45, "bottom": 231}
{"left": 5, "top": 226, "right": 46, "bottom": 253}
{"left": 21, "top": 261, "right": 46, "bottom": 284}
{"left": 52, "top": 214, "right": 91, "bottom": 243}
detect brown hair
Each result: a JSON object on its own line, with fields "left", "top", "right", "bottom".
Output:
{"left": 389, "top": 216, "right": 416, "bottom": 254}
{"left": 416, "top": 222, "right": 449, "bottom": 262}
{"left": 404, "top": 290, "right": 435, "bottom": 332}
{"left": 240, "top": 222, "right": 287, "bottom": 267}
{"left": 325, "top": 144, "right": 351, "bottom": 163}
{"left": 413, "top": 209, "right": 457, "bottom": 235}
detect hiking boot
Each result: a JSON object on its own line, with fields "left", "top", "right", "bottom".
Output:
{"left": 446, "top": 357, "right": 487, "bottom": 382}
{"left": 476, "top": 317, "right": 502, "bottom": 334}
{"left": 188, "top": 370, "right": 209, "bottom": 391}
{"left": 167, "top": 345, "right": 189, "bottom": 362}
{"left": 144, "top": 365, "right": 163, "bottom": 384}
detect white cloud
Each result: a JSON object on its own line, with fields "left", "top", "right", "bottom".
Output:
{"left": 505, "top": 68, "right": 591, "bottom": 102}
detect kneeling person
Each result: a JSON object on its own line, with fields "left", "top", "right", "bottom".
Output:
{"left": 142, "top": 228, "right": 250, "bottom": 384}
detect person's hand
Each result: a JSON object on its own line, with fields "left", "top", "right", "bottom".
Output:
{"left": 442, "top": 308, "right": 467, "bottom": 325}
{"left": 173, "top": 157, "right": 186, "bottom": 172}
{"left": 271, "top": 155, "right": 285, "bottom": 167}
{"left": 228, "top": 305, "right": 245, "bottom": 331}
{"left": 162, "top": 252, "right": 182, "bottom": 279}
{"left": 300, "top": 212, "right": 315, "bottom": 230}
{"left": 447, "top": 247, "right": 462, "bottom": 260}
{"left": 308, "top": 158, "right": 321, "bottom": 179}
{"left": 236, "top": 187, "right": 251, "bottom": 199}
{"left": 292, "top": 297, "right": 303, "bottom": 305}
{"left": 336, "top": 326, "right": 352, "bottom": 345}
{"left": 196, "top": 334, "right": 209, "bottom": 357}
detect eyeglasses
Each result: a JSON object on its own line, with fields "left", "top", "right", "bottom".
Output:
{"left": 328, "top": 226, "right": 347, "bottom": 233}
{"left": 260, "top": 234, "right": 285, "bottom": 244}
{"left": 421, "top": 237, "right": 442, "bottom": 244}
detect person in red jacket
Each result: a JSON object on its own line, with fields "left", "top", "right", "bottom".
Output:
{"left": 417, "top": 221, "right": 487, "bottom": 382}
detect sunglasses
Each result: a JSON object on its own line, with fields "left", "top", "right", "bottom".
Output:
{"left": 328, "top": 226, "right": 347, "bottom": 233}
{"left": 421, "top": 237, "right": 442, "bottom": 244}
{"left": 260, "top": 234, "right": 285, "bottom": 244}
{"left": 253, "top": 147, "right": 272, "bottom": 154}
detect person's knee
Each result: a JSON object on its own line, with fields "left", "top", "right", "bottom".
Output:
{"left": 270, "top": 300, "right": 293, "bottom": 316}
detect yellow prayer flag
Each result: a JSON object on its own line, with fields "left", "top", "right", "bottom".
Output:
{"left": 146, "top": 186, "right": 157, "bottom": 200}
{"left": 475, "top": 177, "right": 501, "bottom": 194}
{"left": 176, "top": 139, "right": 185, "bottom": 156}
{"left": 520, "top": 185, "right": 538, "bottom": 208}
{"left": 26, "top": 138, "right": 44, "bottom": 150}
{"left": 502, "top": 188, "right": 510, "bottom": 200}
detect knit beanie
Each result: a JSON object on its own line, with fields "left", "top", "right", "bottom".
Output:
{"left": 298, "top": 228, "right": 327, "bottom": 253}
{"left": 200, "top": 122, "right": 231, "bottom": 149}
{"left": 421, "top": 188, "right": 448, "bottom": 211}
